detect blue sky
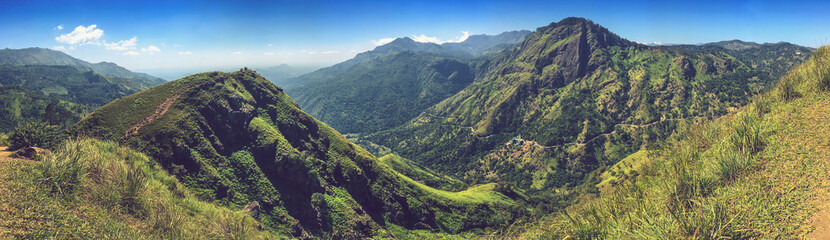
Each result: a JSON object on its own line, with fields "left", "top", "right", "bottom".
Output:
{"left": 1, "top": 0, "right": 829, "bottom": 71}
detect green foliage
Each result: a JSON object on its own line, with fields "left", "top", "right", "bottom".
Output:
{"left": 0, "top": 132, "right": 9, "bottom": 146}
{"left": 9, "top": 121, "right": 68, "bottom": 151}
{"left": 499, "top": 45, "right": 830, "bottom": 240}
{"left": 74, "top": 69, "right": 524, "bottom": 238}
{"left": 288, "top": 51, "right": 475, "bottom": 134}
{"left": 3, "top": 138, "right": 278, "bottom": 239}
{"left": 0, "top": 64, "right": 150, "bottom": 107}
{"left": 0, "top": 86, "right": 86, "bottom": 132}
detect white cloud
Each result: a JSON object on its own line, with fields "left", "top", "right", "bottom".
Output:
{"left": 448, "top": 31, "right": 470, "bottom": 43}
{"left": 264, "top": 52, "right": 275, "bottom": 55}
{"left": 411, "top": 31, "right": 470, "bottom": 44}
{"left": 178, "top": 51, "right": 192, "bottom": 55}
{"left": 371, "top": 37, "right": 396, "bottom": 46}
{"left": 141, "top": 45, "right": 161, "bottom": 55}
{"left": 52, "top": 46, "right": 66, "bottom": 51}
{"left": 104, "top": 36, "right": 137, "bottom": 50}
{"left": 411, "top": 34, "right": 441, "bottom": 44}
{"left": 267, "top": 44, "right": 272, "bottom": 47}
{"left": 349, "top": 49, "right": 359, "bottom": 53}
{"left": 123, "top": 51, "right": 140, "bottom": 56}
{"left": 55, "top": 25, "right": 63, "bottom": 30}
{"left": 307, "top": 51, "right": 317, "bottom": 55}
{"left": 233, "top": 51, "right": 243, "bottom": 55}
{"left": 321, "top": 50, "right": 340, "bottom": 54}
{"left": 55, "top": 24, "right": 104, "bottom": 45}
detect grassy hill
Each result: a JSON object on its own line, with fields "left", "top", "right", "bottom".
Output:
{"left": 499, "top": 45, "right": 830, "bottom": 239}
{"left": 0, "top": 139, "right": 277, "bottom": 239}
{"left": 365, "top": 17, "right": 811, "bottom": 194}
{"left": 73, "top": 68, "right": 525, "bottom": 238}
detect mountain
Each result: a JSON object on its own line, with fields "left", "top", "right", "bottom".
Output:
{"left": 282, "top": 31, "right": 531, "bottom": 134}
{"left": 282, "top": 31, "right": 531, "bottom": 90}
{"left": 280, "top": 38, "right": 456, "bottom": 89}
{"left": 442, "top": 30, "right": 532, "bottom": 57}
{"left": 702, "top": 39, "right": 762, "bottom": 51}
{"left": 505, "top": 46, "right": 830, "bottom": 239}
{"left": 288, "top": 51, "right": 475, "bottom": 134}
{"left": 0, "top": 86, "right": 86, "bottom": 131}
{"left": 0, "top": 64, "right": 154, "bottom": 107}
{"left": 0, "top": 47, "right": 166, "bottom": 87}
{"left": 364, "top": 17, "right": 811, "bottom": 192}
{"left": 73, "top": 69, "right": 524, "bottom": 238}
{"left": 0, "top": 48, "right": 168, "bottom": 130}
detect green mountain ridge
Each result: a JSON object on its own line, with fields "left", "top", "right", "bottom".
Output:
{"left": 505, "top": 45, "right": 830, "bottom": 239}
{"left": 289, "top": 51, "right": 476, "bottom": 134}
{"left": 73, "top": 69, "right": 524, "bottom": 238}
{"left": 365, "top": 17, "right": 811, "bottom": 193}
{"left": 0, "top": 47, "right": 166, "bottom": 87}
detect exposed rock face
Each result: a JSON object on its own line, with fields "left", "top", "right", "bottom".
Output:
{"left": 243, "top": 201, "right": 261, "bottom": 219}
{"left": 12, "top": 147, "right": 51, "bottom": 160}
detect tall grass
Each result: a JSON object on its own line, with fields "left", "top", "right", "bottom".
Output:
{"left": 22, "top": 138, "right": 276, "bottom": 238}
{"left": 36, "top": 142, "right": 86, "bottom": 196}
{"left": 729, "top": 113, "right": 764, "bottom": 155}
{"left": 213, "top": 212, "right": 254, "bottom": 239}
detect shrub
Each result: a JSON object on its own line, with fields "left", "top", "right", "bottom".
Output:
{"left": 815, "top": 47, "right": 830, "bottom": 92}
{"left": 8, "top": 121, "right": 67, "bottom": 151}
{"left": 777, "top": 76, "right": 800, "bottom": 101}
{"left": 0, "top": 132, "right": 9, "bottom": 147}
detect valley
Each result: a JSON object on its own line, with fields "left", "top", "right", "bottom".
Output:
{"left": 0, "top": 3, "right": 828, "bottom": 239}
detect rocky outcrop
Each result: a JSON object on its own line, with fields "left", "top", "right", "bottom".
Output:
{"left": 11, "top": 147, "right": 51, "bottom": 160}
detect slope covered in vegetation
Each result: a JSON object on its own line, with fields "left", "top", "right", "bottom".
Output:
{"left": 366, "top": 17, "right": 811, "bottom": 194}
{"left": 0, "top": 86, "right": 87, "bottom": 131}
{"left": 502, "top": 45, "right": 830, "bottom": 239}
{"left": 0, "top": 47, "right": 165, "bottom": 86}
{"left": 0, "top": 139, "right": 276, "bottom": 239}
{"left": 73, "top": 69, "right": 524, "bottom": 238}
{"left": 289, "top": 51, "right": 475, "bottom": 134}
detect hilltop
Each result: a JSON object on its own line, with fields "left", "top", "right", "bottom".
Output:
{"left": 73, "top": 69, "right": 524, "bottom": 238}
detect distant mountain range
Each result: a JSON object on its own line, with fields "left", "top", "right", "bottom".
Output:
{"left": 0, "top": 47, "right": 165, "bottom": 86}
{"left": 0, "top": 47, "right": 166, "bottom": 131}
{"left": 283, "top": 30, "right": 532, "bottom": 134}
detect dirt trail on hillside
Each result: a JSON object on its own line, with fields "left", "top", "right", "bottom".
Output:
{"left": 123, "top": 81, "right": 207, "bottom": 140}
{"left": 803, "top": 98, "right": 830, "bottom": 239}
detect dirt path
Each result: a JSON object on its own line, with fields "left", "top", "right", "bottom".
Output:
{"left": 123, "top": 81, "right": 207, "bottom": 140}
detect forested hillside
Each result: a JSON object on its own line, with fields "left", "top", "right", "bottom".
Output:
{"left": 366, "top": 17, "right": 811, "bottom": 194}
{"left": 73, "top": 69, "right": 525, "bottom": 238}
